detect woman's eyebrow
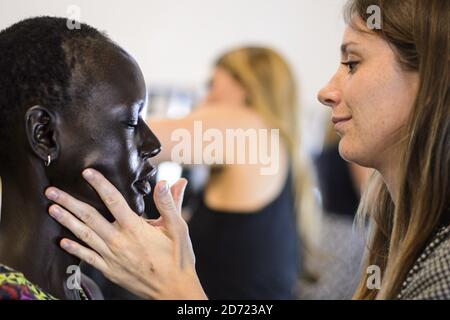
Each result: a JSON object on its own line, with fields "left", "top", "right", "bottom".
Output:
{"left": 341, "top": 41, "right": 359, "bottom": 55}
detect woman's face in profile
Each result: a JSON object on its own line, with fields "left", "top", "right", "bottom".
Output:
{"left": 49, "top": 48, "right": 161, "bottom": 220}
{"left": 205, "top": 67, "right": 247, "bottom": 105}
{"left": 318, "top": 17, "right": 419, "bottom": 170}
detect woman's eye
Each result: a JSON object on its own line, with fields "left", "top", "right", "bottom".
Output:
{"left": 341, "top": 61, "right": 359, "bottom": 74}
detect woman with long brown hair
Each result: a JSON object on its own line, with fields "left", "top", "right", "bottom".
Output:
{"left": 318, "top": 0, "right": 450, "bottom": 299}
{"left": 41, "top": 0, "right": 449, "bottom": 299}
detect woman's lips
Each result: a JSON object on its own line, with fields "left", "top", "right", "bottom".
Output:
{"left": 332, "top": 116, "right": 352, "bottom": 132}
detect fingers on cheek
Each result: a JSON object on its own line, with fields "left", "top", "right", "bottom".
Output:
{"left": 60, "top": 239, "right": 77, "bottom": 254}
{"left": 49, "top": 204, "right": 65, "bottom": 221}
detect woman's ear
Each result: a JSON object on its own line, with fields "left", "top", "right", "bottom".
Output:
{"left": 24, "top": 105, "right": 60, "bottom": 165}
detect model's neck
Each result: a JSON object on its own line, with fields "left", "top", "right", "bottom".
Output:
{"left": 0, "top": 160, "right": 80, "bottom": 299}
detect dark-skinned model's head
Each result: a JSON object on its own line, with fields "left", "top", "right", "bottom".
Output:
{"left": 0, "top": 17, "right": 161, "bottom": 220}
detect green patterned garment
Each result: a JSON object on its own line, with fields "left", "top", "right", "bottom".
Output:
{"left": 0, "top": 264, "right": 56, "bottom": 300}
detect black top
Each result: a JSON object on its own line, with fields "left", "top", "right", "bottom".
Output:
{"left": 314, "top": 144, "right": 360, "bottom": 218}
{"left": 188, "top": 172, "right": 299, "bottom": 300}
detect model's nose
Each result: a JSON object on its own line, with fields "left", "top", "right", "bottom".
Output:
{"left": 138, "top": 120, "right": 161, "bottom": 160}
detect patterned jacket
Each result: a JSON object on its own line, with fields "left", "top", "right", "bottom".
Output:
{"left": 398, "top": 225, "right": 450, "bottom": 299}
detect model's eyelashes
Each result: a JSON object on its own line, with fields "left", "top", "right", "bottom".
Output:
{"left": 341, "top": 60, "right": 360, "bottom": 74}
{"left": 124, "top": 120, "right": 138, "bottom": 129}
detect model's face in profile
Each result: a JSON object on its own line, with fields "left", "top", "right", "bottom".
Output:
{"left": 318, "top": 18, "right": 419, "bottom": 170}
{"left": 49, "top": 48, "right": 161, "bottom": 219}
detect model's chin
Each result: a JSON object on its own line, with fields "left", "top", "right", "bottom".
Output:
{"left": 127, "top": 193, "right": 146, "bottom": 216}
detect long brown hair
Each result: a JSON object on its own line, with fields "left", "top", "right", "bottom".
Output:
{"left": 347, "top": 0, "right": 450, "bottom": 299}
{"left": 215, "top": 47, "right": 322, "bottom": 264}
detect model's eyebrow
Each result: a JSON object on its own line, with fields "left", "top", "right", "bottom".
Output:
{"left": 138, "top": 99, "right": 145, "bottom": 113}
{"left": 129, "top": 99, "right": 145, "bottom": 115}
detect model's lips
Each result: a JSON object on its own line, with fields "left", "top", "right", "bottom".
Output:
{"left": 134, "top": 180, "right": 152, "bottom": 195}
{"left": 134, "top": 166, "right": 157, "bottom": 196}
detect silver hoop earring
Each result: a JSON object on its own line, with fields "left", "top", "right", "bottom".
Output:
{"left": 45, "top": 154, "right": 51, "bottom": 167}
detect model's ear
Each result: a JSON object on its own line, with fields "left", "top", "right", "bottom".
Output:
{"left": 24, "top": 105, "right": 60, "bottom": 164}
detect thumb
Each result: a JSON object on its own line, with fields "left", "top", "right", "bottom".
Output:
{"left": 153, "top": 180, "right": 179, "bottom": 233}
{"left": 170, "top": 178, "right": 188, "bottom": 213}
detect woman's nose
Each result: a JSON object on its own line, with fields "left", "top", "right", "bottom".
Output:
{"left": 318, "top": 80, "right": 341, "bottom": 109}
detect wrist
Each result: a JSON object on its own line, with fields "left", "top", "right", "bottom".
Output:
{"left": 177, "top": 269, "right": 207, "bottom": 300}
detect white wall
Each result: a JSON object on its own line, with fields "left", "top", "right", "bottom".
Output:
{"left": 0, "top": 0, "right": 346, "bottom": 151}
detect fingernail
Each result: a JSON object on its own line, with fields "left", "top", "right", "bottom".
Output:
{"left": 61, "top": 240, "right": 71, "bottom": 250}
{"left": 49, "top": 205, "right": 63, "bottom": 219}
{"left": 46, "top": 189, "right": 59, "bottom": 201}
{"left": 82, "top": 169, "right": 94, "bottom": 180}
{"left": 182, "top": 178, "right": 188, "bottom": 189}
{"left": 158, "top": 181, "right": 169, "bottom": 195}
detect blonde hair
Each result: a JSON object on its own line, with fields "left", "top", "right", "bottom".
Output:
{"left": 216, "top": 47, "right": 322, "bottom": 264}
{"left": 345, "top": 0, "right": 450, "bottom": 299}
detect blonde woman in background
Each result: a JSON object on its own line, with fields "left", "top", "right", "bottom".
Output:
{"left": 146, "top": 47, "right": 320, "bottom": 299}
